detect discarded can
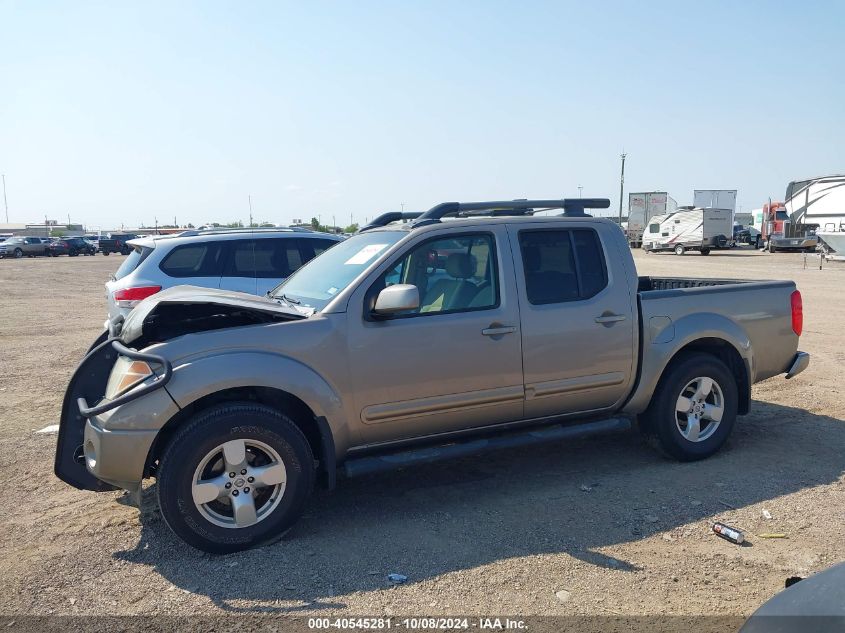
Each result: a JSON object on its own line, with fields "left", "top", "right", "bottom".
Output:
{"left": 713, "top": 522, "right": 744, "bottom": 544}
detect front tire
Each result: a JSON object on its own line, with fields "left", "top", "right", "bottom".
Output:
{"left": 640, "top": 353, "right": 738, "bottom": 461}
{"left": 156, "top": 403, "right": 315, "bottom": 554}
{"left": 700, "top": 248, "right": 711, "bottom": 256}
{"left": 674, "top": 244, "right": 685, "bottom": 256}
{"left": 13, "top": 248, "right": 23, "bottom": 258}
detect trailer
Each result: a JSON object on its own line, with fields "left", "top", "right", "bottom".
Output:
{"left": 626, "top": 192, "right": 677, "bottom": 248}
{"left": 642, "top": 207, "right": 733, "bottom": 256}
{"left": 693, "top": 190, "right": 737, "bottom": 213}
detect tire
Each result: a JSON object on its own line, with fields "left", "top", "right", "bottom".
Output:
{"left": 640, "top": 353, "right": 738, "bottom": 461}
{"left": 156, "top": 403, "right": 315, "bottom": 554}
{"left": 103, "top": 251, "right": 110, "bottom": 256}
{"left": 13, "top": 248, "right": 23, "bottom": 258}
{"left": 674, "top": 244, "right": 685, "bottom": 256}
{"left": 700, "top": 248, "right": 711, "bottom": 256}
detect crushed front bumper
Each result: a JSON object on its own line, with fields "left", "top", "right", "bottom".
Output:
{"left": 786, "top": 351, "right": 810, "bottom": 379}
{"left": 54, "top": 337, "right": 177, "bottom": 492}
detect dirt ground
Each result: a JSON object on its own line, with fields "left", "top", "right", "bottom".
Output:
{"left": 0, "top": 247, "right": 842, "bottom": 620}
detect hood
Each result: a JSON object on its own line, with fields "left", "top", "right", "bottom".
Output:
{"left": 118, "top": 285, "right": 306, "bottom": 346}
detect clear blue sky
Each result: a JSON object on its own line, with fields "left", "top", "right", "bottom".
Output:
{"left": 1, "top": 0, "right": 843, "bottom": 229}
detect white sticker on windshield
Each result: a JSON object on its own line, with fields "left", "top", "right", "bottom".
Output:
{"left": 344, "top": 244, "right": 388, "bottom": 265}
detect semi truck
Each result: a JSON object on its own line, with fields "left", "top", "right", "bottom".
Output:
{"left": 626, "top": 192, "right": 678, "bottom": 248}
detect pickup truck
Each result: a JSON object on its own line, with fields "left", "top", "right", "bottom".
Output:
{"left": 99, "top": 233, "right": 138, "bottom": 256}
{"left": 55, "top": 199, "right": 809, "bottom": 553}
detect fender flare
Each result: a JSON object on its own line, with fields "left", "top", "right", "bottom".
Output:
{"left": 624, "top": 313, "right": 752, "bottom": 415}
{"left": 162, "top": 351, "right": 353, "bottom": 457}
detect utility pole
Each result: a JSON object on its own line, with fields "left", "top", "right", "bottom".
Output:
{"left": 401, "top": 203, "right": 405, "bottom": 212}
{"left": 577, "top": 185, "right": 583, "bottom": 198}
{"left": 248, "top": 195, "right": 253, "bottom": 228}
{"left": 618, "top": 152, "right": 627, "bottom": 226}
{"left": 154, "top": 216, "right": 158, "bottom": 235}
{"left": 333, "top": 215, "right": 336, "bottom": 233}
{"left": 2, "top": 174, "right": 8, "bottom": 223}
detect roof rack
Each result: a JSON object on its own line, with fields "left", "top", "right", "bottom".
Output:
{"left": 171, "top": 227, "right": 312, "bottom": 238}
{"left": 359, "top": 211, "right": 423, "bottom": 232}
{"left": 412, "top": 198, "right": 610, "bottom": 226}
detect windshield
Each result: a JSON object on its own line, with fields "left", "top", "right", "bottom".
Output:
{"left": 271, "top": 231, "right": 405, "bottom": 311}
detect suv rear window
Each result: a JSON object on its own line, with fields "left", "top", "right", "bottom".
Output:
{"left": 518, "top": 229, "right": 608, "bottom": 304}
{"left": 160, "top": 243, "right": 225, "bottom": 278}
{"left": 115, "top": 246, "right": 154, "bottom": 281}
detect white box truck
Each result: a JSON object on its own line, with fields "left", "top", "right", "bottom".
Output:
{"left": 627, "top": 192, "right": 678, "bottom": 247}
{"left": 693, "top": 190, "right": 737, "bottom": 213}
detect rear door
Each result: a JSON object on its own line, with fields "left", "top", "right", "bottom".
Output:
{"left": 508, "top": 223, "right": 635, "bottom": 419}
{"left": 219, "top": 239, "right": 259, "bottom": 294}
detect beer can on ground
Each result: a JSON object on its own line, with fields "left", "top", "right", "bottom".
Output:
{"left": 713, "top": 522, "right": 744, "bottom": 544}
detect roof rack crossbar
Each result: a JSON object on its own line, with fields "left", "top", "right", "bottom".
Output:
{"left": 415, "top": 198, "right": 610, "bottom": 222}
{"left": 359, "top": 211, "right": 423, "bottom": 232}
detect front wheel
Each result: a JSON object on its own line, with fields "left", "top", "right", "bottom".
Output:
{"left": 700, "top": 248, "right": 711, "bottom": 256}
{"left": 640, "top": 353, "right": 738, "bottom": 461}
{"left": 674, "top": 244, "right": 685, "bottom": 256}
{"left": 13, "top": 248, "right": 23, "bottom": 258}
{"left": 156, "top": 403, "right": 315, "bottom": 553}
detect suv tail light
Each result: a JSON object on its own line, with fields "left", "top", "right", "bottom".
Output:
{"left": 113, "top": 286, "right": 162, "bottom": 308}
{"left": 790, "top": 290, "right": 803, "bottom": 336}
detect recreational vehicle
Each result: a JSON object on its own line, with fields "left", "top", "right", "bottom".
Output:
{"left": 642, "top": 207, "right": 732, "bottom": 255}
{"left": 784, "top": 174, "right": 845, "bottom": 257}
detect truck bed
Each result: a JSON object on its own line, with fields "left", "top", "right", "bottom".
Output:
{"left": 638, "top": 276, "right": 750, "bottom": 292}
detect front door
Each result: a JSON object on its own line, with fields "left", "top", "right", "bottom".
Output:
{"left": 347, "top": 227, "right": 524, "bottom": 444}
{"left": 508, "top": 224, "right": 635, "bottom": 419}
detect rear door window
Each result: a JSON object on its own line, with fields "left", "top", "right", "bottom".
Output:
{"left": 160, "top": 242, "right": 225, "bottom": 278}
{"left": 518, "top": 229, "right": 607, "bottom": 304}
{"left": 252, "top": 238, "right": 303, "bottom": 278}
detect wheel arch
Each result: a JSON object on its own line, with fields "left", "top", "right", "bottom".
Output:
{"left": 145, "top": 386, "right": 338, "bottom": 489}
{"left": 624, "top": 315, "right": 752, "bottom": 417}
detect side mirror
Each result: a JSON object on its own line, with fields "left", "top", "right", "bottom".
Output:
{"left": 373, "top": 284, "right": 419, "bottom": 315}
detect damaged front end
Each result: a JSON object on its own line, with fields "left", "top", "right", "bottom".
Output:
{"left": 55, "top": 287, "right": 306, "bottom": 491}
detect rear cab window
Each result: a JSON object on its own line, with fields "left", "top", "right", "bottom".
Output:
{"left": 518, "top": 228, "right": 607, "bottom": 304}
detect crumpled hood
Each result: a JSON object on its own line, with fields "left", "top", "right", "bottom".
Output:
{"left": 118, "top": 285, "right": 305, "bottom": 345}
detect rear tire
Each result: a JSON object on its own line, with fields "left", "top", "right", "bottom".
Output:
{"left": 640, "top": 353, "right": 738, "bottom": 461}
{"left": 674, "top": 244, "right": 685, "bottom": 256}
{"left": 700, "top": 248, "right": 711, "bottom": 256}
{"left": 156, "top": 403, "right": 315, "bottom": 554}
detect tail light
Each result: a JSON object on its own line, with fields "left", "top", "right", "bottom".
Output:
{"left": 113, "top": 286, "right": 161, "bottom": 308}
{"left": 790, "top": 290, "right": 803, "bottom": 336}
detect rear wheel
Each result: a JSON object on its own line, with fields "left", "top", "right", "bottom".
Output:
{"left": 156, "top": 403, "right": 315, "bottom": 553}
{"left": 674, "top": 244, "right": 685, "bottom": 256}
{"left": 640, "top": 353, "right": 738, "bottom": 461}
{"left": 700, "top": 248, "right": 711, "bottom": 256}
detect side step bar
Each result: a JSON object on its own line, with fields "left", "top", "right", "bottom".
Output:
{"left": 342, "top": 417, "right": 632, "bottom": 478}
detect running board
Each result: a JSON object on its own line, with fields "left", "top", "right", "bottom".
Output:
{"left": 341, "top": 417, "right": 632, "bottom": 478}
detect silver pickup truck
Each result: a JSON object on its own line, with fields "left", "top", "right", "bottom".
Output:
{"left": 55, "top": 199, "right": 809, "bottom": 553}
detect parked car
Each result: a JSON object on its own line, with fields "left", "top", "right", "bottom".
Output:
{"left": 55, "top": 199, "right": 809, "bottom": 553}
{"left": 0, "top": 236, "right": 49, "bottom": 258}
{"left": 99, "top": 233, "right": 139, "bottom": 256}
{"left": 741, "top": 561, "right": 845, "bottom": 631}
{"left": 103, "top": 228, "right": 342, "bottom": 321}
{"left": 83, "top": 235, "right": 100, "bottom": 252}
{"left": 48, "top": 237, "right": 97, "bottom": 257}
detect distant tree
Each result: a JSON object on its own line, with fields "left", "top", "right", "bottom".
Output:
{"left": 310, "top": 217, "right": 320, "bottom": 229}
{"left": 187, "top": 223, "right": 195, "bottom": 228}
{"left": 344, "top": 223, "right": 359, "bottom": 233}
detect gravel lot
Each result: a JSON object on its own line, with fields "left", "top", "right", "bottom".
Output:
{"left": 0, "top": 248, "right": 843, "bottom": 620}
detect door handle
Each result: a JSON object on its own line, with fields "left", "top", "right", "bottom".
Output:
{"left": 482, "top": 325, "right": 516, "bottom": 336}
{"left": 594, "top": 313, "right": 627, "bottom": 324}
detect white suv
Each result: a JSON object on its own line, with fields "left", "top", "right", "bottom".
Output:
{"left": 105, "top": 228, "right": 341, "bottom": 320}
